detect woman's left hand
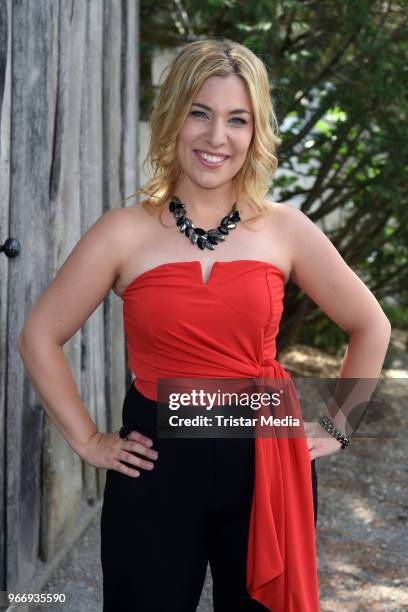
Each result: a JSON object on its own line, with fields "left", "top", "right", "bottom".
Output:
{"left": 304, "top": 420, "right": 342, "bottom": 460}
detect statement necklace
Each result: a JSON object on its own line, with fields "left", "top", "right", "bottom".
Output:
{"left": 168, "top": 195, "right": 241, "bottom": 251}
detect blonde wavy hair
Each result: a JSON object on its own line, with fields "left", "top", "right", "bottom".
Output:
{"left": 125, "top": 37, "right": 281, "bottom": 225}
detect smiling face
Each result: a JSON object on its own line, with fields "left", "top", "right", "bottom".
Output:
{"left": 175, "top": 74, "right": 254, "bottom": 192}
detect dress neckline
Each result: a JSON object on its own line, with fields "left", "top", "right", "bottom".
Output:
{"left": 121, "top": 259, "right": 288, "bottom": 300}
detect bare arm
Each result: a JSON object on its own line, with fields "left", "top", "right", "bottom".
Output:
{"left": 18, "top": 207, "right": 158, "bottom": 475}
{"left": 18, "top": 208, "right": 125, "bottom": 454}
{"left": 284, "top": 205, "right": 391, "bottom": 454}
{"left": 18, "top": 339, "right": 98, "bottom": 455}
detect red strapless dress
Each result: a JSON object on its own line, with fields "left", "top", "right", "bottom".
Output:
{"left": 122, "top": 259, "right": 320, "bottom": 611}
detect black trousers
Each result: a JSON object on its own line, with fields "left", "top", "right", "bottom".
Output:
{"left": 100, "top": 383, "right": 318, "bottom": 612}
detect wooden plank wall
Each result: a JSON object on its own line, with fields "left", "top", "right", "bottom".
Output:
{"left": 0, "top": 0, "right": 139, "bottom": 593}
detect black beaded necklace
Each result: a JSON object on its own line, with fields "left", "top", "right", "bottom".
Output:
{"left": 169, "top": 195, "right": 241, "bottom": 251}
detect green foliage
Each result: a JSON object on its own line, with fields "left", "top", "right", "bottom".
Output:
{"left": 381, "top": 301, "right": 408, "bottom": 331}
{"left": 140, "top": 0, "right": 408, "bottom": 343}
{"left": 297, "top": 316, "right": 348, "bottom": 355}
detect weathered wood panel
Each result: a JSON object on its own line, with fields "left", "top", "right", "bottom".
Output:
{"left": 39, "top": 0, "right": 85, "bottom": 565}
{"left": 101, "top": 1, "right": 128, "bottom": 445}
{"left": 1, "top": 0, "right": 139, "bottom": 595}
{"left": 7, "top": 0, "right": 59, "bottom": 588}
{"left": 79, "top": 0, "right": 106, "bottom": 510}
{"left": 0, "top": 0, "right": 11, "bottom": 592}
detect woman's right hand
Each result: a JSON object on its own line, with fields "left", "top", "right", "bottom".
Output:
{"left": 77, "top": 430, "right": 159, "bottom": 477}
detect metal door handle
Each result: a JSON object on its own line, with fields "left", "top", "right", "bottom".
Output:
{"left": 0, "top": 237, "right": 21, "bottom": 258}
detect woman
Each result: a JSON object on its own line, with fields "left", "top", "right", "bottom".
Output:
{"left": 18, "top": 38, "right": 391, "bottom": 611}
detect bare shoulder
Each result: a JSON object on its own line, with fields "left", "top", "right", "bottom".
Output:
{"left": 264, "top": 199, "right": 303, "bottom": 226}
{"left": 271, "top": 201, "right": 390, "bottom": 335}
{"left": 95, "top": 200, "right": 162, "bottom": 254}
{"left": 267, "top": 201, "right": 333, "bottom": 280}
{"left": 101, "top": 200, "right": 155, "bottom": 236}
{"left": 263, "top": 200, "right": 318, "bottom": 264}
{"left": 259, "top": 199, "right": 296, "bottom": 228}
{"left": 260, "top": 200, "right": 297, "bottom": 274}
{"left": 18, "top": 203, "right": 153, "bottom": 343}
